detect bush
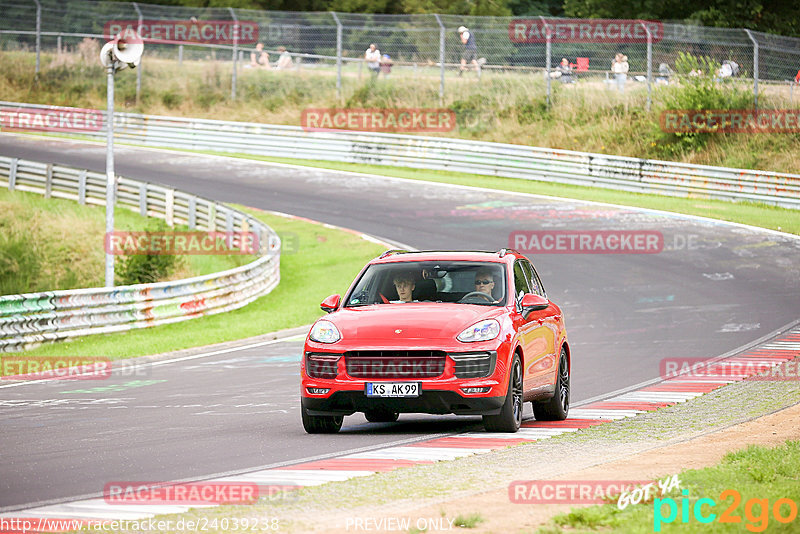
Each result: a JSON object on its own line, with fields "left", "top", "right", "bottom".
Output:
{"left": 116, "top": 220, "right": 182, "bottom": 285}
{"left": 650, "top": 52, "right": 754, "bottom": 156}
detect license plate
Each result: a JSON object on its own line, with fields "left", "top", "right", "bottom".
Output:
{"left": 365, "top": 382, "right": 420, "bottom": 398}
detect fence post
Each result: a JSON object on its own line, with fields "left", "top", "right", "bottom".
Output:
{"left": 539, "top": 16, "right": 551, "bottom": 109}
{"left": 139, "top": 183, "right": 147, "bottom": 217}
{"left": 331, "top": 12, "right": 342, "bottom": 100}
{"left": 229, "top": 7, "right": 239, "bottom": 101}
{"left": 132, "top": 2, "right": 143, "bottom": 105}
{"left": 640, "top": 20, "right": 653, "bottom": 111}
{"left": 744, "top": 29, "right": 759, "bottom": 109}
{"left": 44, "top": 163, "right": 52, "bottom": 198}
{"left": 188, "top": 196, "right": 196, "bottom": 229}
{"left": 33, "top": 0, "right": 41, "bottom": 74}
{"left": 178, "top": 44, "right": 183, "bottom": 66}
{"left": 78, "top": 170, "right": 87, "bottom": 204}
{"left": 434, "top": 14, "right": 445, "bottom": 106}
{"left": 9, "top": 159, "right": 18, "bottom": 192}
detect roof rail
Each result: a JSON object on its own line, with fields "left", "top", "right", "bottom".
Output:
{"left": 379, "top": 249, "right": 408, "bottom": 259}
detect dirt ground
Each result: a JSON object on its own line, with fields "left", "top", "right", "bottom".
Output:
{"left": 307, "top": 402, "right": 800, "bottom": 533}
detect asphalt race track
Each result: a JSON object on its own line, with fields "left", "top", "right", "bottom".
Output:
{"left": 1, "top": 135, "right": 799, "bottom": 510}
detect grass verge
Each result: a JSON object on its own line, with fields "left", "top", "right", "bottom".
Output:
{"left": 15, "top": 207, "right": 384, "bottom": 361}
{"left": 542, "top": 440, "right": 800, "bottom": 533}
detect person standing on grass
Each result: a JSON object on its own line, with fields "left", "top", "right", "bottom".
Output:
{"left": 364, "top": 43, "right": 381, "bottom": 78}
{"left": 458, "top": 26, "right": 480, "bottom": 78}
{"left": 612, "top": 53, "right": 628, "bottom": 92}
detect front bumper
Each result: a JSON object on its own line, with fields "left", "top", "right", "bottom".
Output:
{"left": 302, "top": 389, "right": 505, "bottom": 416}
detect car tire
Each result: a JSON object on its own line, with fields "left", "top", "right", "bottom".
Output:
{"left": 301, "top": 399, "right": 343, "bottom": 434}
{"left": 482, "top": 355, "right": 522, "bottom": 432}
{"left": 364, "top": 409, "right": 399, "bottom": 423}
{"left": 533, "top": 347, "right": 569, "bottom": 421}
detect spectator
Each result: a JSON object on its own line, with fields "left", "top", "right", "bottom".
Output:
{"left": 275, "top": 46, "right": 293, "bottom": 70}
{"left": 380, "top": 54, "right": 393, "bottom": 78}
{"left": 458, "top": 26, "right": 480, "bottom": 78}
{"left": 795, "top": 69, "right": 800, "bottom": 84}
{"left": 364, "top": 43, "right": 381, "bottom": 78}
{"left": 657, "top": 62, "right": 672, "bottom": 84}
{"left": 556, "top": 57, "right": 573, "bottom": 83}
{"left": 611, "top": 53, "right": 628, "bottom": 92}
{"left": 250, "top": 43, "right": 270, "bottom": 69}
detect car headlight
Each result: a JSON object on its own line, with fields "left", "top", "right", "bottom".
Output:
{"left": 457, "top": 319, "right": 500, "bottom": 343}
{"left": 309, "top": 320, "right": 341, "bottom": 344}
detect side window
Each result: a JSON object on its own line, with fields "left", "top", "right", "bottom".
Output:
{"left": 523, "top": 260, "right": 546, "bottom": 297}
{"left": 513, "top": 261, "right": 531, "bottom": 299}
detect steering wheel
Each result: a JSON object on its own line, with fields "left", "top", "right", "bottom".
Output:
{"left": 459, "top": 291, "right": 495, "bottom": 303}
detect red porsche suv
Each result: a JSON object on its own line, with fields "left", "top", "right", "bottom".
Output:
{"left": 301, "top": 250, "right": 570, "bottom": 433}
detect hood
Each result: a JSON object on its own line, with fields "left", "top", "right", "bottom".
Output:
{"left": 328, "top": 303, "right": 502, "bottom": 342}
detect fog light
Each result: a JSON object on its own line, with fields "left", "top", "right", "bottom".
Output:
{"left": 306, "top": 387, "right": 330, "bottom": 395}
{"left": 461, "top": 387, "right": 491, "bottom": 394}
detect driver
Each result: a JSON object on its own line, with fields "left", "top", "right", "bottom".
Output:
{"left": 392, "top": 272, "right": 416, "bottom": 303}
{"left": 474, "top": 268, "right": 496, "bottom": 299}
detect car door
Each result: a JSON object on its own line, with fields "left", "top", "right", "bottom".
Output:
{"left": 523, "top": 259, "right": 563, "bottom": 389}
{"left": 512, "top": 259, "right": 553, "bottom": 393}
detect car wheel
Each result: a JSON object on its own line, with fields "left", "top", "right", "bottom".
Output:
{"left": 364, "top": 409, "right": 399, "bottom": 423}
{"left": 482, "top": 355, "right": 522, "bottom": 432}
{"left": 533, "top": 347, "right": 569, "bottom": 421}
{"left": 301, "top": 399, "right": 343, "bottom": 434}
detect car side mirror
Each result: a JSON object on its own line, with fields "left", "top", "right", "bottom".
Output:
{"left": 320, "top": 294, "right": 341, "bottom": 313}
{"left": 520, "top": 293, "right": 549, "bottom": 312}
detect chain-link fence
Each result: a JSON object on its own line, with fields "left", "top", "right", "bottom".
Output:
{"left": 1, "top": 0, "right": 799, "bottom": 107}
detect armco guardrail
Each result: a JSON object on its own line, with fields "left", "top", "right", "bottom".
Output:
{"left": 0, "top": 155, "right": 280, "bottom": 352}
{"left": 2, "top": 101, "right": 798, "bottom": 209}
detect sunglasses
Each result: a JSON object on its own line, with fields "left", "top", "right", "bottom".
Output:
{"left": 475, "top": 279, "right": 493, "bottom": 285}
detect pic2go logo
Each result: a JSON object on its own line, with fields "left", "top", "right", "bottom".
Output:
{"left": 654, "top": 489, "right": 799, "bottom": 532}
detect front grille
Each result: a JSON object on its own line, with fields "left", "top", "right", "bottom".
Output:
{"left": 450, "top": 351, "right": 496, "bottom": 378}
{"left": 306, "top": 353, "right": 341, "bottom": 379}
{"left": 345, "top": 350, "right": 446, "bottom": 378}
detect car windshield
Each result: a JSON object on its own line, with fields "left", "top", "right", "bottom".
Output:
{"left": 345, "top": 261, "right": 507, "bottom": 307}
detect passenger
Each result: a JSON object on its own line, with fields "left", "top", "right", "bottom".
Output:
{"left": 392, "top": 272, "right": 416, "bottom": 303}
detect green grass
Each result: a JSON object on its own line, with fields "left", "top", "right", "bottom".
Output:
{"left": 0, "top": 188, "right": 251, "bottom": 295}
{"left": 541, "top": 440, "right": 800, "bottom": 533}
{"left": 214, "top": 152, "right": 800, "bottom": 236}
{"left": 15, "top": 207, "right": 384, "bottom": 361}
{"left": 453, "top": 513, "right": 485, "bottom": 528}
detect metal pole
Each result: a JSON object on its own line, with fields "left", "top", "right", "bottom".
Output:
{"left": 178, "top": 44, "right": 183, "bottom": 66}
{"left": 132, "top": 2, "right": 143, "bottom": 104}
{"left": 331, "top": 12, "right": 342, "bottom": 99}
{"left": 229, "top": 7, "right": 238, "bottom": 101}
{"left": 744, "top": 29, "right": 758, "bottom": 109}
{"left": 105, "top": 63, "right": 116, "bottom": 287}
{"left": 640, "top": 21, "right": 652, "bottom": 111}
{"left": 33, "top": 0, "right": 41, "bottom": 74}
{"left": 540, "top": 16, "right": 551, "bottom": 109}
{"left": 434, "top": 14, "right": 445, "bottom": 106}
